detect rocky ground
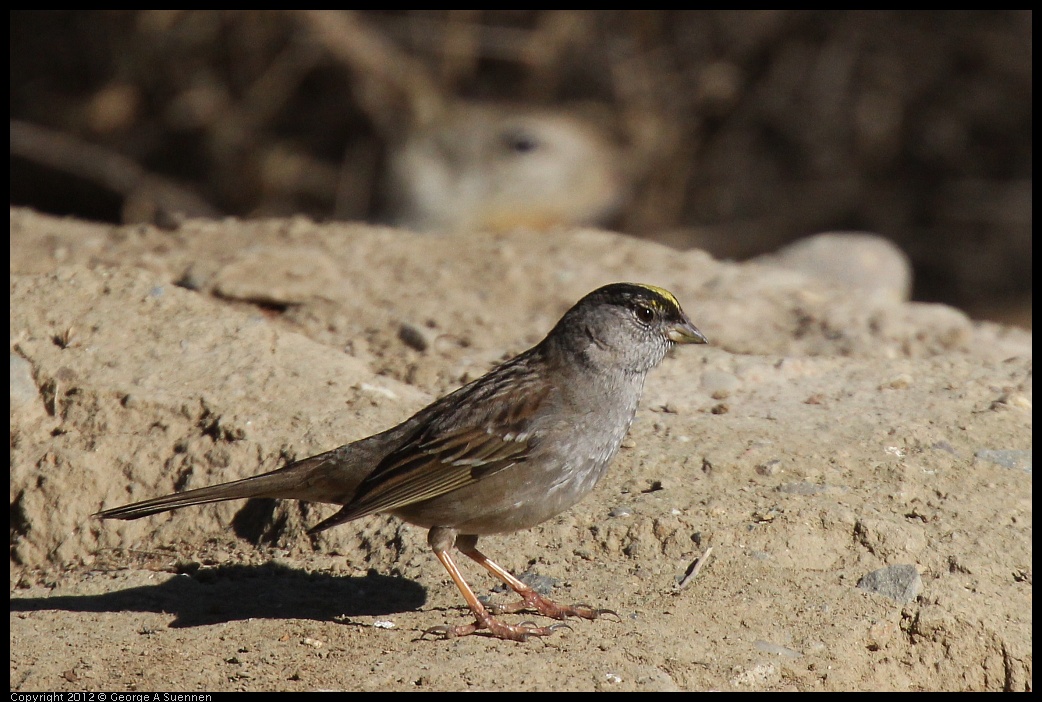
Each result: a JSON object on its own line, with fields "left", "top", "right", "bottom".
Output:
{"left": 9, "top": 208, "right": 1032, "bottom": 691}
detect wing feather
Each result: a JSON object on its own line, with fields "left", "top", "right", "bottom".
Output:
{"left": 307, "top": 352, "right": 552, "bottom": 533}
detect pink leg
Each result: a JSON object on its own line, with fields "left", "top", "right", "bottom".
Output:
{"left": 456, "top": 535, "right": 617, "bottom": 621}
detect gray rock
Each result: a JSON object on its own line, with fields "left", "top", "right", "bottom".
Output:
{"left": 776, "top": 481, "right": 828, "bottom": 495}
{"left": 857, "top": 564, "right": 922, "bottom": 604}
{"left": 975, "top": 449, "right": 1032, "bottom": 473}
{"left": 10, "top": 354, "right": 41, "bottom": 410}
{"left": 755, "top": 232, "right": 913, "bottom": 304}
{"left": 753, "top": 639, "right": 803, "bottom": 659}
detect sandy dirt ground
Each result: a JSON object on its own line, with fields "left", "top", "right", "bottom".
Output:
{"left": 9, "top": 208, "right": 1032, "bottom": 691}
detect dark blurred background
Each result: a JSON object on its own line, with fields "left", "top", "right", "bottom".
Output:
{"left": 9, "top": 11, "right": 1032, "bottom": 326}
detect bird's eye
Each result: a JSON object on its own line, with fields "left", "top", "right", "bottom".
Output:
{"left": 635, "top": 305, "right": 655, "bottom": 323}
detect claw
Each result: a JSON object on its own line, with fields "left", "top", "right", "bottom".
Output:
{"left": 562, "top": 604, "right": 619, "bottom": 621}
{"left": 421, "top": 625, "right": 452, "bottom": 640}
{"left": 423, "top": 622, "right": 480, "bottom": 639}
{"left": 565, "top": 602, "right": 596, "bottom": 620}
{"left": 423, "top": 616, "right": 571, "bottom": 642}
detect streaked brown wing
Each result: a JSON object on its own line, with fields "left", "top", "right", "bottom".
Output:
{"left": 330, "top": 426, "right": 530, "bottom": 520}
{"left": 307, "top": 352, "right": 551, "bottom": 534}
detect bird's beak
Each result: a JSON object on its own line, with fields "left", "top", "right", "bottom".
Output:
{"left": 668, "top": 318, "right": 708, "bottom": 345}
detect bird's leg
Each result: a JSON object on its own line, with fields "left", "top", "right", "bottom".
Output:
{"left": 456, "top": 534, "right": 617, "bottom": 622}
{"left": 425, "top": 528, "right": 569, "bottom": 641}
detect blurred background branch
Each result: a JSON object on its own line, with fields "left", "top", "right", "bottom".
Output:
{"left": 9, "top": 10, "right": 1032, "bottom": 325}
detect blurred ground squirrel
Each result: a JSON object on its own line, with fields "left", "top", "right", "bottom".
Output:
{"left": 383, "top": 103, "right": 630, "bottom": 233}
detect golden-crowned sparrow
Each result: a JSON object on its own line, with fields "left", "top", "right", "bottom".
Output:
{"left": 96, "top": 283, "right": 707, "bottom": 641}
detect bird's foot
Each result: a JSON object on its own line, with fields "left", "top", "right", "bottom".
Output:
{"left": 424, "top": 615, "right": 572, "bottom": 642}
{"left": 489, "top": 589, "right": 619, "bottom": 621}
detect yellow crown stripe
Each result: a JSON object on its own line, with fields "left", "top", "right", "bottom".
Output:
{"left": 632, "top": 283, "right": 680, "bottom": 310}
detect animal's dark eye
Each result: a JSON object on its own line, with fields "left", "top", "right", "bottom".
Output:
{"left": 635, "top": 305, "right": 655, "bottom": 323}
{"left": 502, "top": 129, "right": 540, "bottom": 154}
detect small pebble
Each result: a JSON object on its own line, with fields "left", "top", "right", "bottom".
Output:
{"left": 9, "top": 354, "right": 41, "bottom": 410}
{"left": 857, "top": 564, "right": 922, "bottom": 604}
{"left": 775, "top": 481, "right": 827, "bottom": 495}
{"left": 398, "top": 322, "right": 431, "bottom": 352}
{"left": 491, "top": 570, "right": 558, "bottom": 597}
{"left": 880, "top": 373, "right": 913, "bottom": 390}
{"left": 701, "top": 370, "right": 740, "bottom": 395}
{"left": 975, "top": 449, "right": 1031, "bottom": 473}
{"left": 756, "top": 460, "right": 783, "bottom": 476}
{"left": 753, "top": 640, "right": 802, "bottom": 659}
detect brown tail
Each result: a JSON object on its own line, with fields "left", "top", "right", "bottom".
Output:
{"left": 95, "top": 447, "right": 366, "bottom": 521}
